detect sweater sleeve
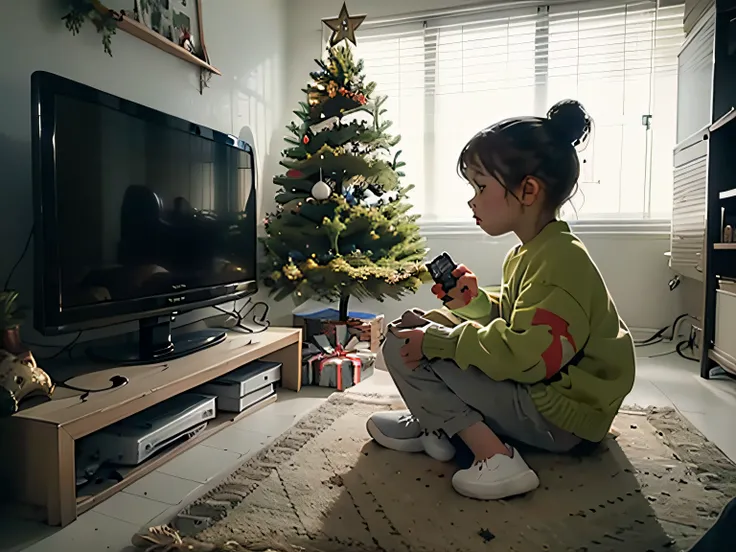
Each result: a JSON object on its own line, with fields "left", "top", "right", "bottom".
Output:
{"left": 449, "top": 287, "right": 500, "bottom": 326}
{"left": 422, "top": 283, "right": 590, "bottom": 383}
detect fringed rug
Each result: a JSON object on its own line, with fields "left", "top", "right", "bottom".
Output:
{"left": 139, "top": 394, "right": 736, "bottom": 552}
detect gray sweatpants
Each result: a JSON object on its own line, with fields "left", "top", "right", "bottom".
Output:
{"left": 383, "top": 310, "right": 581, "bottom": 453}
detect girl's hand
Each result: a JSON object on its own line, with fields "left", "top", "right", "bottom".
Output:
{"left": 389, "top": 326, "right": 425, "bottom": 370}
{"left": 431, "top": 265, "right": 479, "bottom": 310}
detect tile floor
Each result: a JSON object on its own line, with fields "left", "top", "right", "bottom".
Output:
{"left": 3, "top": 343, "right": 736, "bottom": 552}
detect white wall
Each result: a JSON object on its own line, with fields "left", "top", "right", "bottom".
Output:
{"left": 280, "top": 0, "right": 688, "bottom": 331}
{"left": 0, "top": 0, "right": 288, "bottom": 339}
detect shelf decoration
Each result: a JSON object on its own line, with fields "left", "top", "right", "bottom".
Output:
{"left": 62, "top": 0, "right": 118, "bottom": 56}
{"left": 0, "top": 291, "right": 55, "bottom": 416}
{"left": 62, "top": 0, "right": 219, "bottom": 90}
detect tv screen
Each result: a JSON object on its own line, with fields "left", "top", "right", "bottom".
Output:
{"left": 33, "top": 72, "right": 257, "bottom": 335}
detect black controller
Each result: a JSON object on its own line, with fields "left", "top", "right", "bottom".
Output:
{"left": 427, "top": 252, "right": 459, "bottom": 304}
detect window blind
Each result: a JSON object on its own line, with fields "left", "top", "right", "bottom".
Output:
{"left": 546, "top": 0, "right": 685, "bottom": 219}
{"left": 349, "top": 0, "right": 684, "bottom": 222}
{"left": 353, "top": 25, "right": 428, "bottom": 212}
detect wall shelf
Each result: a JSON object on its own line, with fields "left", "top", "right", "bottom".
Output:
{"left": 115, "top": 14, "right": 221, "bottom": 76}
{"left": 90, "top": 2, "right": 220, "bottom": 76}
{"left": 714, "top": 243, "right": 736, "bottom": 250}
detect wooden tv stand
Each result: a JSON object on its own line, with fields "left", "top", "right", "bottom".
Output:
{"left": 0, "top": 327, "right": 302, "bottom": 527}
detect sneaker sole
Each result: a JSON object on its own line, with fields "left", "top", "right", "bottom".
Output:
{"left": 366, "top": 419, "right": 424, "bottom": 453}
{"left": 452, "top": 469, "right": 540, "bottom": 500}
{"left": 420, "top": 437, "right": 456, "bottom": 462}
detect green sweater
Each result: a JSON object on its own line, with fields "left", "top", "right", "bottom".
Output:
{"left": 422, "top": 221, "right": 635, "bottom": 443}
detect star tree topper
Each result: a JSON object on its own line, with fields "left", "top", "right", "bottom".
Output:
{"left": 322, "top": 2, "right": 366, "bottom": 47}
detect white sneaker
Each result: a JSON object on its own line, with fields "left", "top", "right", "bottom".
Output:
{"left": 420, "top": 429, "right": 456, "bottom": 462}
{"left": 452, "top": 447, "right": 539, "bottom": 500}
{"left": 367, "top": 411, "right": 455, "bottom": 461}
{"left": 367, "top": 410, "right": 424, "bottom": 453}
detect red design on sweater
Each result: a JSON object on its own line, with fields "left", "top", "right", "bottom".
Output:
{"left": 531, "top": 308, "right": 577, "bottom": 378}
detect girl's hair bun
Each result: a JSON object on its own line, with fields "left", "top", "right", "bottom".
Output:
{"left": 546, "top": 99, "right": 592, "bottom": 148}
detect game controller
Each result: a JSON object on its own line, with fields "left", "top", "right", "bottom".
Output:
{"left": 427, "top": 252, "right": 459, "bottom": 304}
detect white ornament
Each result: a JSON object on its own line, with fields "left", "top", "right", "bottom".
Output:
{"left": 311, "top": 180, "right": 332, "bottom": 200}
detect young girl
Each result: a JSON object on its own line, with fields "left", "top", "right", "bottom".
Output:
{"left": 366, "top": 99, "right": 636, "bottom": 501}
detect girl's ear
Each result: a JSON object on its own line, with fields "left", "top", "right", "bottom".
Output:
{"left": 520, "top": 177, "right": 543, "bottom": 206}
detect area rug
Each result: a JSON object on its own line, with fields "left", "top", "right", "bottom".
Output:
{"left": 150, "top": 394, "right": 736, "bottom": 552}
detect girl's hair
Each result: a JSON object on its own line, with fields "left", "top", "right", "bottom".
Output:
{"left": 457, "top": 99, "right": 593, "bottom": 213}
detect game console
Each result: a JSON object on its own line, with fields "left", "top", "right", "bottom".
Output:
{"left": 199, "top": 360, "right": 281, "bottom": 413}
{"left": 216, "top": 383, "right": 275, "bottom": 413}
{"left": 427, "top": 252, "right": 459, "bottom": 304}
{"left": 76, "top": 393, "right": 216, "bottom": 470}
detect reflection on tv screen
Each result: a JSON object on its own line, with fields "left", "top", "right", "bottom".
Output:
{"left": 53, "top": 94, "right": 256, "bottom": 309}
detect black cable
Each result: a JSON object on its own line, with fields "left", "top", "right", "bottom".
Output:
{"left": 57, "top": 375, "right": 129, "bottom": 396}
{"left": 668, "top": 313, "right": 691, "bottom": 341}
{"left": 35, "top": 332, "right": 82, "bottom": 361}
{"left": 4, "top": 225, "right": 34, "bottom": 290}
{"left": 635, "top": 326, "right": 667, "bottom": 347}
{"left": 635, "top": 313, "right": 693, "bottom": 348}
{"left": 214, "top": 298, "right": 270, "bottom": 334}
{"left": 31, "top": 332, "right": 129, "bottom": 396}
{"left": 675, "top": 339, "right": 698, "bottom": 362}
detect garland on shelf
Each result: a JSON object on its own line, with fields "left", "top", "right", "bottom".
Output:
{"left": 62, "top": 0, "right": 118, "bottom": 56}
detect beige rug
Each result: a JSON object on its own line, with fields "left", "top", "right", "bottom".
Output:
{"left": 161, "top": 394, "right": 736, "bottom": 552}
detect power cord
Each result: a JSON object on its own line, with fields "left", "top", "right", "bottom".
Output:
{"left": 635, "top": 313, "right": 694, "bottom": 348}
{"left": 213, "top": 297, "right": 270, "bottom": 334}
{"left": 635, "top": 326, "right": 667, "bottom": 347}
{"left": 4, "top": 225, "right": 34, "bottom": 291}
{"left": 30, "top": 331, "right": 129, "bottom": 397}
{"left": 56, "top": 375, "right": 128, "bottom": 400}
{"left": 675, "top": 328, "right": 699, "bottom": 362}
{"left": 34, "top": 332, "right": 83, "bottom": 361}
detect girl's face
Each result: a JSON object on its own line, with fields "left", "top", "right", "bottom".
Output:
{"left": 465, "top": 165, "right": 524, "bottom": 237}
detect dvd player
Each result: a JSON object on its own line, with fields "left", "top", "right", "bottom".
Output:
{"left": 76, "top": 393, "right": 216, "bottom": 470}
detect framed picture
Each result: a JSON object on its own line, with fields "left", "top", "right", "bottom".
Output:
{"left": 133, "top": 0, "right": 205, "bottom": 59}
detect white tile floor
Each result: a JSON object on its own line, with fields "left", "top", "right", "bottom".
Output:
{"left": 3, "top": 344, "right": 736, "bottom": 552}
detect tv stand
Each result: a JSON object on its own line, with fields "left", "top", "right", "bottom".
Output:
{"left": 0, "top": 327, "right": 302, "bottom": 527}
{"left": 87, "top": 315, "right": 227, "bottom": 365}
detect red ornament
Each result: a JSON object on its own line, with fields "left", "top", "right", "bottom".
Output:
{"left": 303, "top": 135, "right": 310, "bottom": 145}
{"left": 287, "top": 169, "right": 304, "bottom": 178}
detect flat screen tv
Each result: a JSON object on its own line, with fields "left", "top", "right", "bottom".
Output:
{"left": 31, "top": 71, "right": 257, "bottom": 364}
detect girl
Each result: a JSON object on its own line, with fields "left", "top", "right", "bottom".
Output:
{"left": 366, "top": 99, "right": 636, "bottom": 501}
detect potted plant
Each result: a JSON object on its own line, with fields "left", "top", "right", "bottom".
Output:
{"left": 0, "top": 290, "right": 25, "bottom": 355}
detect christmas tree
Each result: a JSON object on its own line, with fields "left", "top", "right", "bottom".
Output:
{"left": 261, "top": 35, "right": 428, "bottom": 321}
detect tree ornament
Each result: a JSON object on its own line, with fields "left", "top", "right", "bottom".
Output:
{"left": 311, "top": 181, "right": 331, "bottom": 200}
{"left": 304, "top": 259, "right": 318, "bottom": 270}
{"left": 311, "top": 166, "right": 331, "bottom": 200}
{"left": 303, "top": 135, "right": 310, "bottom": 145}
{"left": 322, "top": 2, "right": 366, "bottom": 47}
{"left": 287, "top": 169, "right": 304, "bottom": 178}
{"left": 327, "top": 81, "right": 339, "bottom": 98}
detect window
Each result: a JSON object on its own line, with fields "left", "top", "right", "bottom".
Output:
{"left": 349, "top": 0, "right": 684, "bottom": 222}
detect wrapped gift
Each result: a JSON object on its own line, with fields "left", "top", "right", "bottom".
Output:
{"left": 293, "top": 308, "right": 384, "bottom": 353}
{"left": 301, "top": 323, "right": 376, "bottom": 390}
